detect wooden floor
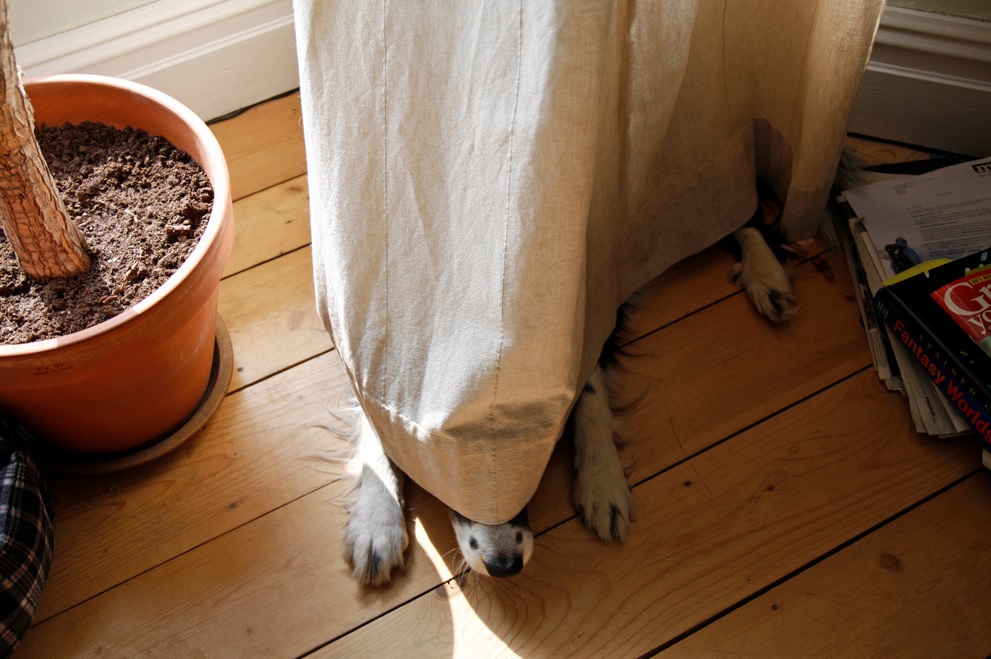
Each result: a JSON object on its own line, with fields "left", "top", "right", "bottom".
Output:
{"left": 17, "top": 95, "right": 991, "bottom": 658}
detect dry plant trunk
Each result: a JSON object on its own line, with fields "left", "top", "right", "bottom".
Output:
{"left": 0, "top": 0, "right": 90, "bottom": 280}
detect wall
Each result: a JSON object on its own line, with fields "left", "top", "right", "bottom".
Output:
{"left": 8, "top": 0, "right": 156, "bottom": 46}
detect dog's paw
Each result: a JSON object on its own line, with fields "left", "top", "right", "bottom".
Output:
{"left": 732, "top": 259, "right": 796, "bottom": 323}
{"left": 573, "top": 455, "right": 635, "bottom": 542}
{"left": 344, "top": 468, "right": 409, "bottom": 586}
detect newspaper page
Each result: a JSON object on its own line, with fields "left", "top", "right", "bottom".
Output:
{"left": 842, "top": 157, "right": 991, "bottom": 281}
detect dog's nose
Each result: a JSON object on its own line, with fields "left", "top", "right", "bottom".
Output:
{"left": 485, "top": 555, "right": 524, "bottom": 578}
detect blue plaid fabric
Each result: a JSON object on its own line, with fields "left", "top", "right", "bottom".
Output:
{"left": 0, "top": 416, "right": 53, "bottom": 657}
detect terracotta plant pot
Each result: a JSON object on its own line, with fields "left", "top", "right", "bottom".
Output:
{"left": 0, "top": 74, "right": 234, "bottom": 455}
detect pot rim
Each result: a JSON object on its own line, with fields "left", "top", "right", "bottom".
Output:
{"left": 0, "top": 74, "right": 233, "bottom": 358}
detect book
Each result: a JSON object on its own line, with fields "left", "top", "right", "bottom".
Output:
{"left": 873, "top": 248, "right": 991, "bottom": 452}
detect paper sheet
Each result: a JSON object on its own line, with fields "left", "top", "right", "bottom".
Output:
{"left": 843, "top": 158, "right": 991, "bottom": 280}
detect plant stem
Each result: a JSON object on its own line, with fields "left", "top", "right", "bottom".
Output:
{"left": 0, "top": 0, "right": 90, "bottom": 280}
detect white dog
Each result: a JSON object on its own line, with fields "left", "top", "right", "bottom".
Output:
{"left": 343, "top": 221, "right": 795, "bottom": 586}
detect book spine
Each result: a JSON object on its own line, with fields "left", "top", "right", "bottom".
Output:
{"left": 875, "top": 288, "right": 991, "bottom": 451}
{"left": 878, "top": 283, "right": 991, "bottom": 412}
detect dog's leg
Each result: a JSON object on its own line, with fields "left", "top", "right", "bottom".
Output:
{"left": 572, "top": 363, "right": 635, "bottom": 542}
{"left": 732, "top": 226, "right": 796, "bottom": 323}
{"left": 344, "top": 410, "right": 409, "bottom": 586}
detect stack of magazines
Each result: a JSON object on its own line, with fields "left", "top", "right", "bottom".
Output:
{"left": 831, "top": 156, "right": 991, "bottom": 469}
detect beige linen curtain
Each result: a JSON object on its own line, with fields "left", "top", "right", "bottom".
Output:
{"left": 294, "top": 1, "right": 884, "bottom": 524}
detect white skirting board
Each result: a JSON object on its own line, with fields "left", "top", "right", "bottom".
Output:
{"left": 13, "top": 3, "right": 991, "bottom": 152}
{"left": 849, "top": 6, "right": 991, "bottom": 156}
{"left": 13, "top": 0, "right": 298, "bottom": 123}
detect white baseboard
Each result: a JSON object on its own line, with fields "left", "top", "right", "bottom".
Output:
{"left": 14, "top": 0, "right": 298, "bottom": 122}
{"left": 850, "top": 6, "right": 991, "bottom": 156}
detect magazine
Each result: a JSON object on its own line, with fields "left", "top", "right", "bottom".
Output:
{"left": 931, "top": 264, "right": 991, "bottom": 358}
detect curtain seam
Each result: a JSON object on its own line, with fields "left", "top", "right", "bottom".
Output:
{"left": 488, "top": 0, "right": 525, "bottom": 431}
{"left": 381, "top": 0, "right": 390, "bottom": 396}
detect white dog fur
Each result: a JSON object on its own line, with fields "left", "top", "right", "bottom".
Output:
{"left": 343, "top": 224, "right": 796, "bottom": 586}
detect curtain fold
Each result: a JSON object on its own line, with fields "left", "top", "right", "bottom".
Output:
{"left": 294, "top": 0, "right": 885, "bottom": 524}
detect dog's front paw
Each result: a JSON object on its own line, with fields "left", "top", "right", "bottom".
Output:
{"left": 732, "top": 259, "right": 796, "bottom": 323}
{"left": 344, "top": 467, "right": 409, "bottom": 586}
{"left": 573, "top": 456, "right": 635, "bottom": 542}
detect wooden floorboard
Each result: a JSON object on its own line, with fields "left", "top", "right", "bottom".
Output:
{"left": 30, "top": 353, "right": 353, "bottom": 625}
{"left": 219, "top": 246, "right": 331, "bottom": 392}
{"left": 662, "top": 474, "right": 991, "bottom": 658}
{"left": 617, "top": 249, "right": 870, "bottom": 473}
{"left": 17, "top": 93, "right": 991, "bottom": 657}
{"left": 208, "top": 93, "right": 308, "bottom": 202}
{"left": 225, "top": 175, "right": 311, "bottom": 277}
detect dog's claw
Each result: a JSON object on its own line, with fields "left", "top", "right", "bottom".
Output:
{"left": 609, "top": 504, "right": 624, "bottom": 541}
{"left": 764, "top": 288, "right": 796, "bottom": 323}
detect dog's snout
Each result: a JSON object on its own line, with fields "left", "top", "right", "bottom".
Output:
{"left": 450, "top": 510, "right": 533, "bottom": 579}
{"left": 485, "top": 554, "right": 524, "bottom": 578}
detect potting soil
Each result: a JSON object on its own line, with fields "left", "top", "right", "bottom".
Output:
{"left": 0, "top": 122, "right": 213, "bottom": 344}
